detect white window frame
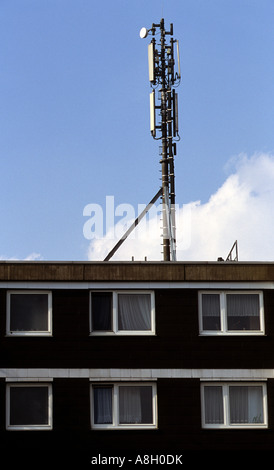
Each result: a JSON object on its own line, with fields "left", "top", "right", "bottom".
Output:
{"left": 89, "top": 290, "right": 156, "bottom": 336}
{"left": 6, "top": 290, "right": 52, "bottom": 337}
{"left": 90, "top": 382, "right": 158, "bottom": 430}
{"left": 198, "top": 290, "right": 265, "bottom": 336}
{"left": 201, "top": 382, "right": 268, "bottom": 429}
{"left": 6, "top": 383, "right": 53, "bottom": 430}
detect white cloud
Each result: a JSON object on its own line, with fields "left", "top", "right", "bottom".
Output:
{"left": 0, "top": 253, "right": 43, "bottom": 261}
{"left": 23, "top": 253, "right": 43, "bottom": 261}
{"left": 87, "top": 152, "right": 274, "bottom": 262}
{"left": 186, "top": 151, "right": 274, "bottom": 262}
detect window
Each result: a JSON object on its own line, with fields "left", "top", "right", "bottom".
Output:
{"left": 90, "top": 291, "right": 155, "bottom": 335}
{"left": 201, "top": 382, "right": 268, "bottom": 429}
{"left": 6, "top": 291, "right": 52, "bottom": 336}
{"left": 198, "top": 291, "right": 264, "bottom": 335}
{"left": 6, "top": 383, "right": 53, "bottom": 430}
{"left": 91, "top": 382, "right": 157, "bottom": 429}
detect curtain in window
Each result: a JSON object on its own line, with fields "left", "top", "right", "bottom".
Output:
{"left": 93, "top": 387, "right": 113, "bottom": 424}
{"left": 119, "top": 386, "right": 153, "bottom": 424}
{"left": 229, "top": 386, "right": 263, "bottom": 424}
{"left": 204, "top": 386, "right": 224, "bottom": 424}
{"left": 118, "top": 294, "right": 151, "bottom": 331}
{"left": 226, "top": 294, "right": 260, "bottom": 330}
{"left": 119, "top": 386, "right": 142, "bottom": 423}
{"left": 202, "top": 294, "right": 221, "bottom": 330}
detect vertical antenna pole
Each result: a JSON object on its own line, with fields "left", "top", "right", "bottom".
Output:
{"left": 160, "top": 18, "right": 170, "bottom": 261}
{"left": 168, "top": 89, "right": 176, "bottom": 259}
{"left": 141, "top": 18, "right": 181, "bottom": 261}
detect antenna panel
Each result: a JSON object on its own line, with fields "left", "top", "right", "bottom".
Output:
{"left": 150, "top": 90, "right": 156, "bottom": 137}
{"left": 148, "top": 42, "right": 155, "bottom": 83}
{"left": 176, "top": 40, "right": 181, "bottom": 79}
{"left": 173, "top": 91, "right": 179, "bottom": 137}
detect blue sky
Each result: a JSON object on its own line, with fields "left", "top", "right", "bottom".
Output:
{"left": 1, "top": 0, "right": 274, "bottom": 261}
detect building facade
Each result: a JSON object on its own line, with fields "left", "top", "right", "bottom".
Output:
{"left": 1, "top": 260, "right": 274, "bottom": 462}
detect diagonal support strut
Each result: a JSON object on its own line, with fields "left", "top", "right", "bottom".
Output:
{"left": 104, "top": 188, "right": 162, "bottom": 261}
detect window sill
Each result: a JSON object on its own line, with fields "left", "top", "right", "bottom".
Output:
{"left": 203, "top": 424, "right": 268, "bottom": 430}
{"left": 89, "top": 332, "right": 156, "bottom": 337}
{"left": 7, "top": 426, "right": 53, "bottom": 431}
{"left": 91, "top": 425, "right": 158, "bottom": 430}
{"left": 6, "top": 332, "right": 53, "bottom": 337}
{"left": 199, "top": 331, "right": 265, "bottom": 337}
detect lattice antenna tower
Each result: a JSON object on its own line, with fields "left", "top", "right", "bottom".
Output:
{"left": 104, "top": 19, "right": 181, "bottom": 262}
{"left": 140, "top": 19, "right": 181, "bottom": 261}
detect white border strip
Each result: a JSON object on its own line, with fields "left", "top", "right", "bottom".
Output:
{"left": 0, "top": 281, "right": 274, "bottom": 290}
{"left": 1, "top": 368, "right": 274, "bottom": 380}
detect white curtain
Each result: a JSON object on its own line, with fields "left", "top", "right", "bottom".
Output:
{"left": 119, "top": 386, "right": 153, "bottom": 424}
{"left": 93, "top": 387, "right": 113, "bottom": 424}
{"left": 118, "top": 294, "right": 151, "bottom": 331}
{"left": 202, "top": 294, "right": 221, "bottom": 330}
{"left": 229, "top": 386, "right": 263, "bottom": 424}
{"left": 119, "top": 386, "right": 142, "bottom": 424}
{"left": 227, "top": 294, "right": 260, "bottom": 330}
{"left": 204, "top": 386, "right": 224, "bottom": 424}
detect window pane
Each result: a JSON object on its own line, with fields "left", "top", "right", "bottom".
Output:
{"left": 10, "top": 386, "right": 49, "bottom": 425}
{"left": 91, "top": 292, "right": 112, "bottom": 331}
{"left": 118, "top": 294, "right": 151, "bottom": 331}
{"left": 10, "top": 294, "right": 49, "bottom": 332}
{"left": 93, "top": 387, "right": 113, "bottom": 424}
{"left": 227, "top": 294, "right": 260, "bottom": 330}
{"left": 229, "top": 386, "right": 264, "bottom": 424}
{"left": 119, "top": 386, "right": 153, "bottom": 424}
{"left": 204, "top": 386, "right": 224, "bottom": 424}
{"left": 202, "top": 294, "right": 221, "bottom": 331}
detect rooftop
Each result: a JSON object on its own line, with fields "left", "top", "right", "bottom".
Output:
{"left": 1, "top": 260, "right": 274, "bottom": 282}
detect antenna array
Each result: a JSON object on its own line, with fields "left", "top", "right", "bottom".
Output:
{"left": 104, "top": 18, "right": 181, "bottom": 262}
{"left": 141, "top": 18, "right": 181, "bottom": 261}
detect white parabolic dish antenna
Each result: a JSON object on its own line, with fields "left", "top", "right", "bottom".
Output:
{"left": 139, "top": 27, "right": 148, "bottom": 38}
